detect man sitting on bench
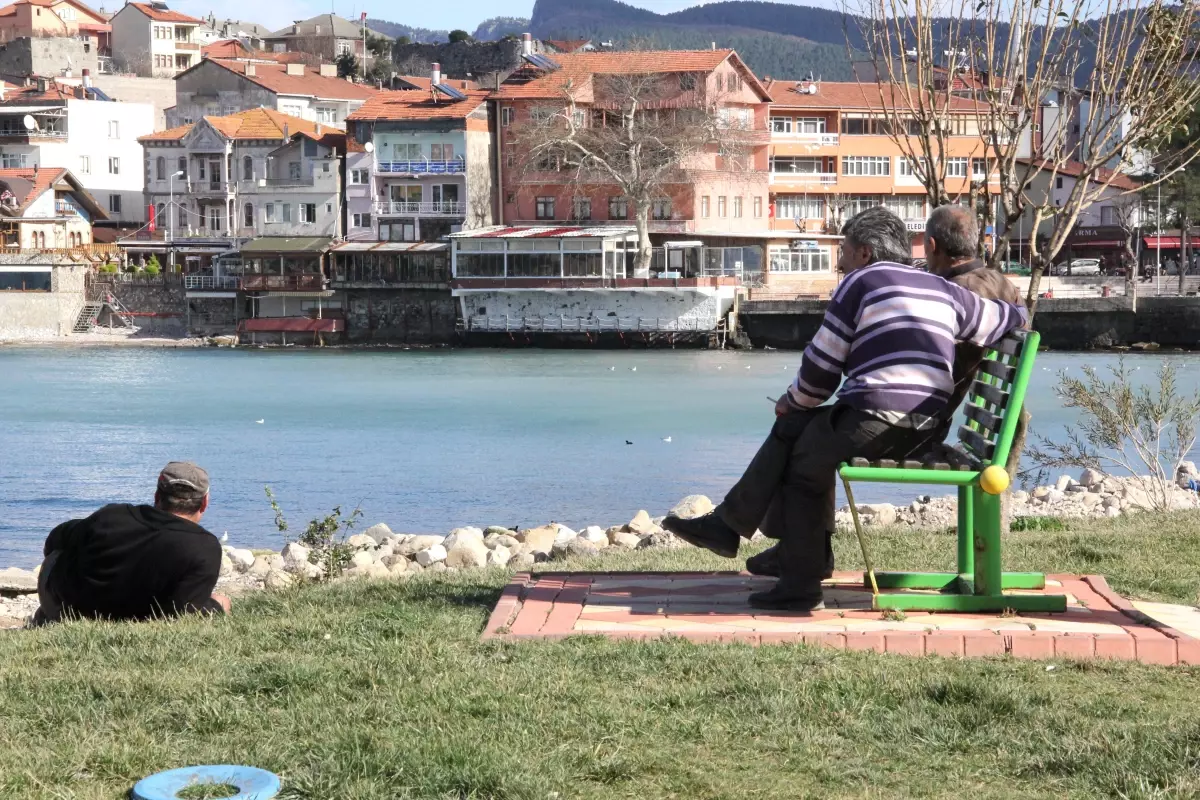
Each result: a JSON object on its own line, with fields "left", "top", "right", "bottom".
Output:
{"left": 663, "top": 207, "right": 1028, "bottom": 611}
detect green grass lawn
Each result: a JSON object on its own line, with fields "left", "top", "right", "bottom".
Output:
{"left": 2, "top": 512, "right": 1199, "bottom": 799}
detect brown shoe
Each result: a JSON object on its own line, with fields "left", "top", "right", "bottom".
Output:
{"left": 662, "top": 513, "right": 740, "bottom": 558}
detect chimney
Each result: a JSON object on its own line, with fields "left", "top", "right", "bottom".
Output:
{"left": 36, "top": 76, "right": 48, "bottom": 93}
{"left": 82, "top": 68, "right": 91, "bottom": 88}
{"left": 431, "top": 62, "right": 441, "bottom": 86}
{"left": 319, "top": 63, "right": 336, "bottom": 77}
{"left": 522, "top": 32, "right": 532, "bottom": 56}
{"left": 286, "top": 62, "right": 305, "bottom": 76}
{"left": 245, "top": 63, "right": 255, "bottom": 76}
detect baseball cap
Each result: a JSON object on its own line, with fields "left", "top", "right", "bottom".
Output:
{"left": 157, "top": 461, "right": 210, "bottom": 499}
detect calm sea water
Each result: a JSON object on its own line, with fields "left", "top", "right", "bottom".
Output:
{"left": 2, "top": 346, "right": 1198, "bottom": 567}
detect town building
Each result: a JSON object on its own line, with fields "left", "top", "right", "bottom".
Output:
{"left": 109, "top": 1, "right": 202, "bottom": 77}
{"left": 344, "top": 77, "right": 494, "bottom": 243}
{"left": 194, "top": 16, "right": 269, "bottom": 49}
{"left": 0, "top": 75, "right": 155, "bottom": 223}
{"left": 138, "top": 107, "right": 342, "bottom": 242}
{"left": 165, "top": 58, "right": 377, "bottom": 130}
{"left": 263, "top": 13, "right": 390, "bottom": 63}
{"left": 0, "top": 165, "right": 107, "bottom": 248}
{"left": 762, "top": 78, "right": 1007, "bottom": 293}
{"left": 0, "top": 0, "right": 111, "bottom": 55}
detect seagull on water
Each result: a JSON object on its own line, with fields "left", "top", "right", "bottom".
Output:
{"left": 609, "top": 366, "right": 616, "bottom": 371}
{"left": 625, "top": 440, "right": 634, "bottom": 445}
{"left": 256, "top": 419, "right": 265, "bottom": 424}
{"left": 662, "top": 436, "right": 672, "bottom": 443}
{"left": 220, "top": 531, "right": 229, "bottom": 542}
{"left": 630, "top": 366, "right": 637, "bottom": 371}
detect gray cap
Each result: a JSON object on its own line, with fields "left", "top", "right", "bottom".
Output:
{"left": 157, "top": 461, "right": 210, "bottom": 499}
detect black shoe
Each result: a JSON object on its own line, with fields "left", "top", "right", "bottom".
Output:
{"left": 662, "top": 513, "right": 740, "bottom": 558}
{"left": 748, "top": 583, "right": 825, "bottom": 612}
{"left": 744, "top": 538, "right": 835, "bottom": 580}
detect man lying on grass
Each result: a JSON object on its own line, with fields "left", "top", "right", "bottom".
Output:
{"left": 663, "top": 206, "right": 1028, "bottom": 611}
{"left": 33, "top": 461, "right": 230, "bottom": 625}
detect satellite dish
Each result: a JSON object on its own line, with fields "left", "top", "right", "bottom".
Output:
{"left": 22, "top": 115, "right": 36, "bottom": 131}
{"left": 363, "top": 141, "right": 374, "bottom": 153}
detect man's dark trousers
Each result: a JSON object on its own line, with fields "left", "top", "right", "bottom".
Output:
{"left": 715, "top": 404, "right": 927, "bottom": 586}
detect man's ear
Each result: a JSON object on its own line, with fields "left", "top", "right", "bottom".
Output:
{"left": 200, "top": 494, "right": 209, "bottom": 514}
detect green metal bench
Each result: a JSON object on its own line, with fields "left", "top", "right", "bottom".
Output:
{"left": 837, "top": 328, "right": 1067, "bottom": 613}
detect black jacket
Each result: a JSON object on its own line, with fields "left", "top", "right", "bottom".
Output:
{"left": 43, "top": 503, "right": 224, "bottom": 620}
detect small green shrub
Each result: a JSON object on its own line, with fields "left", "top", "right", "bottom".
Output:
{"left": 265, "top": 486, "right": 362, "bottom": 580}
{"left": 98, "top": 263, "right": 117, "bottom": 274}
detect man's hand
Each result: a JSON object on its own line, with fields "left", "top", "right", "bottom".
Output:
{"left": 211, "top": 593, "right": 232, "bottom": 615}
{"left": 775, "top": 393, "right": 794, "bottom": 417}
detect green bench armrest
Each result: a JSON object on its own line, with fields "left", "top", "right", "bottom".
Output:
{"left": 838, "top": 464, "right": 980, "bottom": 486}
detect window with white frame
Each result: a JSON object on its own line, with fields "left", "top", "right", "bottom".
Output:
{"left": 717, "top": 196, "right": 727, "bottom": 217}
{"left": 1100, "top": 206, "right": 1117, "bottom": 225}
{"left": 501, "top": 107, "right": 514, "bottom": 126}
{"left": 349, "top": 169, "right": 369, "bottom": 185}
{"left": 884, "top": 195, "right": 926, "bottom": 221}
{"left": 108, "top": 194, "right": 121, "bottom": 214}
{"left": 796, "top": 117, "right": 826, "bottom": 133}
{"left": 651, "top": 198, "right": 671, "bottom": 220}
{"left": 770, "top": 246, "right": 831, "bottom": 273}
{"left": 971, "top": 157, "right": 989, "bottom": 179}
{"left": 701, "top": 196, "right": 710, "bottom": 218}
{"left": 946, "top": 157, "right": 968, "bottom": 178}
{"left": 315, "top": 107, "right": 336, "bottom": 123}
{"left": 754, "top": 196, "right": 763, "bottom": 218}
{"left": 608, "top": 196, "right": 628, "bottom": 219}
{"left": 281, "top": 204, "right": 292, "bottom": 223}
{"left": 770, "top": 116, "right": 792, "bottom": 133}
{"left": 1, "top": 153, "right": 27, "bottom": 168}
{"left": 264, "top": 203, "right": 277, "bottom": 222}
{"left": 79, "top": 155, "right": 90, "bottom": 174}
{"left": 770, "top": 156, "right": 825, "bottom": 174}
{"left": 571, "top": 197, "right": 591, "bottom": 220}
{"left": 352, "top": 212, "right": 372, "bottom": 228}
{"left": 535, "top": 196, "right": 554, "bottom": 219}
{"left": 733, "top": 196, "right": 743, "bottom": 218}
{"left": 108, "top": 120, "right": 118, "bottom": 138}
{"left": 897, "top": 156, "right": 918, "bottom": 177}
{"left": 108, "top": 156, "right": 119, "bottom": 175}
{"left": 299, "top": 203, "right": 316, "bottom": 223}
{"left": 243, "top": 203, "right": 253, "bottom": 227}
{"left": 775, "top": 195, "right": 825, "bottom": 220}
{"left": 847, "top": 195, "right": 885, "bottom": 216}
{"left": 842, "top": 156, "right": 890, "bottom": 176}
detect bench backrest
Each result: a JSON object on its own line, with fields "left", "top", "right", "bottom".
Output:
{"left": 955, "top": 328, "right": 1039, "bottom": 469}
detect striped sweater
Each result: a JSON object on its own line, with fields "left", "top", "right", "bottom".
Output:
{"left": 786, "top": 262, "right": 1028, "bottom": 419}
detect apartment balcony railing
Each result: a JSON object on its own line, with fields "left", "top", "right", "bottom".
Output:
{"left": 768, "top": 172, "right": 838, "bottom": 185}
{"left": 0, "top": 127, "right": 66, "bottom": 139}
{"left": 241, "top": 274, "right": 326, "bottom": 292}
{"left": 374, "top": 201, "right": 465, "bottom": 216}
{"left": 183, "top": 275, "right": 240, "bottom": 290}
{"left": 175, "top": 41, "right": 200, "bottom": 51}
{"left": 770, "top": 132, "right": 840, "bottom": 146}
{"left": 375, "top": 159, "right": 466, "bottom": 175}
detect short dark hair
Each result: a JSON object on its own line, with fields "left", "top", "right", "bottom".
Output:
{"left": 926, "top": 204, "right": 978, "bottom": 260}
{"left": 155, "top": 489, "right": 205, "bottom": 515}
{"left": 841, "top": 206, "right": 912, "bottom": 265}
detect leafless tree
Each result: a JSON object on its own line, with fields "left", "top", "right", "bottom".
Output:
{"left": 851, "top": 0, "right": 1200, "bottom": 311}
{"left": 509, "top": 71, "right": 757, "bottom": 272}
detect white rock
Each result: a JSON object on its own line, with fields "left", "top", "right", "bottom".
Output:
{"left": 281, "top": 542, "right": 311, "bottom": 572}
{"left": 224, "top": 548, "right": 256, "bottom": 572}
{"left": 425, "top": 561, "right": 448, "bottom": 573}
{"left": 1078, "top": 468, "right": 1105, "bottom": 488}
{"left": 1032, "top": 486, "right": 1052, "bottom": 500}
{"left": 553, "top": 524, "right": 578, "bottom": 545}
{"left": 219, "top": 553, "right": 234, "bottom": 577}
{"left": 859, "top": 503, "right": 897, "bottom": 526}
{"left": 443, "top": 527, "right": 485, "bottom": 550}
{"left": 581, "top": 526, "right": 609, "bottom": 545}
{"left": 1011, "top": 491, "right": 1030, "bottom": 504}
{"left": 361, "top": 523, "right": 393, "bottom": 542}
{"left": 381, "top": 553, "right": 411, "bottom": 568}
{"left": 302, "top": 562, "right": 324, "bottom": 581}
{"left": 608, "top": 531, "right": 642, "bottom": 549}
{"left": 346, "top": 533, "right": 377, "bottom": 551}
{"left": 350, "top": 551, "right": 377, "bottom": 569}
{"left": 1106, "top": 506, "right": 1122, "bottom": 518}
{"left": 445, "top": 537, "right": 489, "bottom": 569}
{"left": 486, "top": 545, "right": 512, "bottom": 567}
{"left": 494, "top": 534, "right": 521, "bottom": 550}
{"left": 1044, "top": 489, "right": 1066, "bottom": 505}
{"left": 553, "top": 538, "right": 600, "bottom": 560}
{"left": 1054, "top": 475, "right": 1076, "bottom": 492}
{"left": 668, "top": 495, "right": 715, "bottom": 520}
{"left": 264, "top": 569, "right": 294, "bottom": 590}
{"left": 247, "top": 556, "right": 273, "bottom": 577}
{"left": 395, "top": 535, "right": 444, "bottom": 556}
{"left": 0, "top": 567, "right": 37, "bottom": 592}
{"left": 625, "top": 510, "right": 656, "bottom": 536}
{"left": 415, "top": 544, "right": 448, "bottom": 567}
{"left": 387, "top": 561, "right": 412, "bottom": 577}
{"left": 266, "top": 553, "right": 285, "bottom": 570}
{"left": 1080, "top": 493, "right": 1103, "bottom": 509}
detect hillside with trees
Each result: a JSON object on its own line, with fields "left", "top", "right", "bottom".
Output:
{"left": 366, "top": 16, "right": 530, "bottom": 45}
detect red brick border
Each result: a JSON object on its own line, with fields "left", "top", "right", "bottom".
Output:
{"left": 481, "top": 572, "right": 1199, "bottom": 665}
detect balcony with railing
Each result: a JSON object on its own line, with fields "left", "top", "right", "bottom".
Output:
{"left": 769, "top": 131, "right": 840, "bottom": 146}
{"left": 374, "top": 201, "right": 465, "bottom": 217}
{"left": 241, "top": 274, "right": 326, "bottom": 291}
{"left": 375, "top": 159, "right": 466, "bottom": 175}
{"left": 183, "top": 275, "right": 241, "bottom": 290}
{"left": 768, "top": 171, "right": 838, "bottom": 186}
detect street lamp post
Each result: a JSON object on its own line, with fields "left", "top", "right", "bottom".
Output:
{"left": 168, "top": 169, "right": 184, "bottom": 272}
{"left": 1156, "top": 179, "right": 1162, "bottom": 296}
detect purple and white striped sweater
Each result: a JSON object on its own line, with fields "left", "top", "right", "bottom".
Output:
{"left": 786, "top": 262, "right": 1028, "bottom": 419}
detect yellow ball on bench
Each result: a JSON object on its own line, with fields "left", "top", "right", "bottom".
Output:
{"left": 979, "top": 465, "right": 1010, "bottom": 495}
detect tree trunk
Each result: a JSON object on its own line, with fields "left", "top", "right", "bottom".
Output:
{"left": 633, "top": 204, "right": 653, "bottom": 279}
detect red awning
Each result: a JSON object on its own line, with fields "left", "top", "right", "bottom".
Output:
{"left": 240, "top": 318, "right": 342, "bottom": 333}
{"left": 1143, "top": 236, "right": 1182, "bottom": 248}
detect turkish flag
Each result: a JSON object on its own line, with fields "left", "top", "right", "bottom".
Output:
{"left": 147, "top": 204, "right": 156, "bottom": 233}
{"left": 768, "top": 201, "right": 775, "bottom": 219}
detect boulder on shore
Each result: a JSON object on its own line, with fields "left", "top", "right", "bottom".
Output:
{"left": 625, "top": 510, "right": 657, "bottom": 536}
{"left": 668, "top": 495, "right": 715, "bottom": 520}
{"left": 518, "top": 524, "right": 558, "bottom": 555}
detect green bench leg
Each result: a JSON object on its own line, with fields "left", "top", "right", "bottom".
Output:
{"left": 872, "top": 591, "right": 1068, "bottom": 613}
{"left": 868, "top": 571, "right": 1048, "bottom": 591}
{"left": 957, "top": 485, "right": 973, "bottom": 576}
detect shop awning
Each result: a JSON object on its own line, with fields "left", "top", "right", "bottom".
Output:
{"left": 1069, "top": 240, "right": 1125, "bottom": 248}
{"left": 1143, "top": 235, "right": 1182, "bottom": 248}
{"left": 239, "top": 237, "right": 332, "bottom": 254}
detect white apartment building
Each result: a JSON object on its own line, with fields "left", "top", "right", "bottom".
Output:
{"left": 0, "top": 77, "right": 154, "bottom": 222}
{"left": 109, "top": 1, "right": 202, "bottom": 78}
{"left": 139, "top": 107, "right": 343, "bottom": 238}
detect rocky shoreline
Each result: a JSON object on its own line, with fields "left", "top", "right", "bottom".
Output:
{"left": 3, "top": 470, "right": 1198, "bottom": 629}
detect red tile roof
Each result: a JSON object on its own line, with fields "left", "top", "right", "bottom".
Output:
{"left": 393, "top": 75, "right": 478, "bottom": 92}
{"left": 544, "top": 39, "right": 590, "bottom": 53}
{"left": 204, "top": 59, "right": 378, "bottom": 100}
{"left": 766, "top": 79, "right": 986, "bottom": 111}
{"left": 346, "top": 89, "right": 489, "bottom": 122}
{"left": 125, "top": 1, "right": 201, "bottom": 23}
{"left": 495, "top": 50, "right": 770, "bottom": 101}
{"left": 1020, "top": 158, "right": 1141, "bottom": 192}
{"left": 0, "top": 166, "right": 105, "bottom": 218}
{"left": 138, "top": 107, "right": 320, "bottom": 142}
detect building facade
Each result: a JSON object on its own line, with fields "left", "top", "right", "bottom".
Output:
{"left": 0, "top": 77, "right": 154, "bottom": 223}
{"left": 0, "top": 165, "right": 106, "bottom": 249}
{"left": 345, "top": 81, "right": 494, "bottom": 243}
{"left": 0, "top": 0, "right": 111, "bottom": 54}
{"left": 109, "top": 1, "right": 202, "bottom": 78}
{"left": 138, "top": 107, "right": 342, "bottom": 240}
{"left": 263, "top": 13, "right": 389, "bottom": 63}
{"left": 166, "top": 58, "right": 376, "bottom": 130}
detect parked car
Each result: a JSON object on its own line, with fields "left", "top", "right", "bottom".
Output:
{"left": 999, "top": 261, "right": 1031, "bottom": 276}
{"left": 1052, "top": 258, "right": 1101, "bottom": 276}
